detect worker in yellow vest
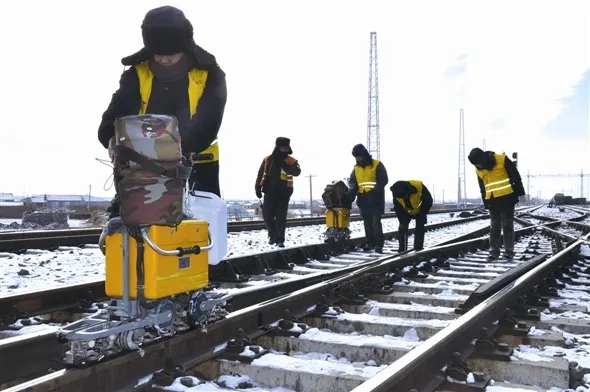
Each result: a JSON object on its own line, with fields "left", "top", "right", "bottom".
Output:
{"left": 390, "top": 180, "right": 433, "bottom": 252}
{"left": 97, "top": 6, "right": 227, "bottom": 217}
{"left": 255, "top": 137, "right": 301, "bottom": 247}
{"left": 468, "top": 148, "right": 525, "bottom": 260}
{"left": 347, "top": 144, "right": 389, "bottom": 253}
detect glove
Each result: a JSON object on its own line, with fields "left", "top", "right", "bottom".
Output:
{"left": 483, "top": 201, "right": 490, "bottom": 210}
{"left": 256, "top": 189, "right": 263, "bottom": 199}
{"left": 108, "top": 137, "right": 116, "bottom": 162}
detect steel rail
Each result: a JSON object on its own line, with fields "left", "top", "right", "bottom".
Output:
{"left": 0, "top": 214, "right": 504, "bottom": 386}
{"left": 0, "top": 213, "right": 493, "bottom": 319}
{"left": 0, "top": 208, "right": 545, "bottom": 392}
{"left": 0, "top": 208, "right": 482, "bottom": 253}
{"left": 349, "top": 230, "right": 590, "bottom": 391}
{"left": 0, "top": 206, "right": 539, "bottom": 319}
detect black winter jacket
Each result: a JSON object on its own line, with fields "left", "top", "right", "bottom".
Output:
{"left": 255, "top": 151, "right": 301, "bottom": 199}
{"left": 97, "top": 56, "right": 227, "bottom": 156}
{"left": 476, "top": 152, "right": 526, "bottom": 211}
{"left": 348, "top": 160, "right": 389, "bottom": 216}
{"left": 393, "top": 182, "right": 433, "bottom": 223}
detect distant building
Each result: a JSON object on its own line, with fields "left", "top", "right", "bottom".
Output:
{"left": 0, "top": 193, "right": 15, "bottom": 202}
{"left": 227, "top": 203, "right": 253, "bottom": 221}
{"left": 21, "top": 194, "right": 112, "bottom": 209}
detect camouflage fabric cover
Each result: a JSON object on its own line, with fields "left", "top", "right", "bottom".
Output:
{"left": 113, "top": 114, "right": 187, "bottom": 226}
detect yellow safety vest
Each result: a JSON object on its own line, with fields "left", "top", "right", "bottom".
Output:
{"left": 134, "top": 62, "right": 219, "bottom": 163}
{"left": 476, "top": 154, "right": 514, "bottom": 199}
{"left": 354, "top": 159, "right": 380, "bottom": 193}
{"left": 396, "top": 180, "right": 423, "bottom": 216}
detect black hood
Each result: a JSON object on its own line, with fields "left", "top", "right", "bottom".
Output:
{"left": 121, "top": 6, "right": 219, "bottom": 70}
{"left": 468, "top": 148, "right": 496, "bottom": 170}
{"left": 352, "top": 144, "right": 372, "bottom": 164}
{"left": 390, "top": 181, "right": 414, "bottom": 198}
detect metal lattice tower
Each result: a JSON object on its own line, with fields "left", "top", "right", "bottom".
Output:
{"left": 457, "top": 109, "right": 467, "bottom": 207}
{"left": 366, "top": 32, "right": 380, "bottom": 159}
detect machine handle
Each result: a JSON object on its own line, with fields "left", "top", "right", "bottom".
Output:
{"left": 99, "top": 227, "right": 107, "bottom": 255}
{"left": 140, "top": 227, "right": 214, "bottom": 256}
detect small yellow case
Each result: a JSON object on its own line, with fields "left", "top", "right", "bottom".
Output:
{"left": 105, "top": 220, "right": 209, "bottom": 300}
{"left": 326, "top": 208, "right": 351, "bottom": 229}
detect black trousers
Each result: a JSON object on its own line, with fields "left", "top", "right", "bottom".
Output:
{"left": 262, "top": 195, "right": 290, "bottom": 243}
{"left": 398, "top": 214, "right": 427, "bottom": 252}
{"left": 489, "top": 205, "right": 515, "bottom": 256}
{"left": 362, "top": 212, "right": 384, "bottom": 248}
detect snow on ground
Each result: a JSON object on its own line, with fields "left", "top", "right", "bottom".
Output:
{"left": 298, "top": 327, "right": 423, "bottom": 349}
{"left": 226, "top": 213, "right": 459, "bottom": 257}
{"left": 0, "top": 214, "right": 480, "bottom": 296}
{"left": 533, "top": 206, "right": 583, "bottom": 220}
{"left": 0, "top": 218, "right": 87, "bottom": 232}
{"left": 141, "top": 374, "right": 295, "bottom": 392}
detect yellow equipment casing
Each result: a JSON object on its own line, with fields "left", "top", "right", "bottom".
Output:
{"left": 326, "top": 208, "right": 351, "bottom": 229}
{"left": 105, "top": 220, "right": 209, "bottom": 300}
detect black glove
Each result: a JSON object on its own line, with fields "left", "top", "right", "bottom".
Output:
{"left": 256, "top": 189, "right": 263, "bottom": 199}
{"left": 483, "top": 201, "right": 490, "bottom": 210}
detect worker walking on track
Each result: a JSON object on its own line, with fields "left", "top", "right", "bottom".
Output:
{"left": 347, "top": 144, "right": 389, "bottom": 253}
{"left": 467, "top": 148, "right": 525, "bottom": 260}
{"left": 390, "top": 180, "right": 433, "bottom": 252}
{"left": 255, "top": 137, "right": 301, "bottom": 248}
{"left": 98, "top": 6, "right": 227, "bottom": 217}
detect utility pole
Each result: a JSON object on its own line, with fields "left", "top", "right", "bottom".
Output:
{"left": 457, "top": 109, "right": 467, "bottom": 208}
{"left": 88, "top": 184, "right": 91, "bottom": 212}
{"left": 307, "top": 174, "right": 316, "bottom": 217}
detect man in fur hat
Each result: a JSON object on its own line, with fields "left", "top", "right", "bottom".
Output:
{"left": 98, "top": 6, "right": 227, "bottom": 217}
{"left": 255, "top": 137, "right": 301, "bottom": 247}
{"left": 468, "top": 147, "right": 525, "bottom": 260}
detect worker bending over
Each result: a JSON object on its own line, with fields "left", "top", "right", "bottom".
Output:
{"left": 390, "top": 180, "right": 433, "bottom": 252}
{"left": 467, "top": 148, "right": 525, "bottom": 260}
{"left": 347, "top": 144, "right": 389, "bottom": 253}
{"left": 255, "top": 137, "right": 301, "bottom": 247}
{"left": 98, "top": 6, "right": 227, "bottom": 218}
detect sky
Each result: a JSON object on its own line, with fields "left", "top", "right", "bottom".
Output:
{"left": 0, "top": 0, "right": 588, "bottom": 202}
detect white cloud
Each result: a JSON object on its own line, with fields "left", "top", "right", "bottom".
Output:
{"left": 0, "top": 0, "right": 587, "bottom": 202}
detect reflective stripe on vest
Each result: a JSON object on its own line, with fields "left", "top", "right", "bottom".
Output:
{"left": 476, "top": 154, "right": 514, "bottom": 199}
{"left": 354, "top": 159, "right": 380, "bottom": 193}
{"left": 395, "top": 180, "right": 424, "bottom": 215}
{"left": 134, "top": 62, "right": 219, "bottom": 163}
{"left": 260, "top": 155, "right": 296, "bottom": 188}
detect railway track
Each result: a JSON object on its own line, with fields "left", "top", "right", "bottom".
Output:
{"left": 4, "top": 205, "right": 586, "bottom": 392}
{"left": 0, "top": 208, "right": 477, "bottom": 253}
{"left": 0, "top": 210, "right": 507, "bottom": 319}
{"left": 0, "top": 206, "right": 535, "bottom": 389}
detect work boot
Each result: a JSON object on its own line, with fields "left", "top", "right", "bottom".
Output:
{"left": 487, "top": 253, "right": 500, "bottom": 261}
{"left": 268, "top": 238, "right": 275, "bottom": 245}
{"left": 276, "top": 242, "right": 285, "bottom": 248}
{"left": 362, "top": 245, "right": 374, "bottom": 252}
{"left": 375, "top": 246, "right": 383, "bottom": 254}
{"left": 503, "top": 251, "right": 515, "bottom": 259}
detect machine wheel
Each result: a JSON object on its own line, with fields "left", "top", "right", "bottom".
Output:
{"left": 154, "top": 299, "right": 176, "bottom": 334}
